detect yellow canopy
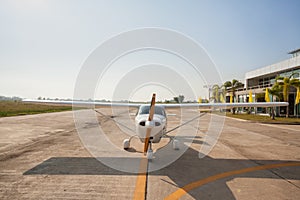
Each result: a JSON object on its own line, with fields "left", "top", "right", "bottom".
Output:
{"left": 198, "top": 97, "right": 202, "bottom": 103}
{"left": 230, "top": 93, "right": 233, "bottom": 103}
{"left": 265, "top": 88, "right": 271, "bottom": 102}
{"left": 295, "top": 87, "right": 300, "bottom": 105}
{"left": 249, "top": 90, "right": 253, "bottom": 103}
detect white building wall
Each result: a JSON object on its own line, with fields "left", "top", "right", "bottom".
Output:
{"left": 245, "top": 54, "right": 300, "bottom": 80}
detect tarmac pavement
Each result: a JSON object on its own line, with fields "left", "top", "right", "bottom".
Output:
{"left": 0, "top": 108, "right": 299, "bottom": 199}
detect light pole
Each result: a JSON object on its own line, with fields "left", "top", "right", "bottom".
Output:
{"left": 203, "top": 84, "right": 213, "bottom": 102}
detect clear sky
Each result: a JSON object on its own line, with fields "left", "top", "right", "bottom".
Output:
{"left": 1, "top": 0, "right": 300, "bottom": 101}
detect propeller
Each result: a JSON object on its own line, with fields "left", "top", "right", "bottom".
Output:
{"left": 143, "top": 93, "right": 156, "bottom": 154}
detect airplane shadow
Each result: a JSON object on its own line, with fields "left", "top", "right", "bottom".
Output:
{"left": 23, "top": 143, "right": 300, "bottom": 199}
{"left": 23, "top": 157, "right": 136, "bottom": 176}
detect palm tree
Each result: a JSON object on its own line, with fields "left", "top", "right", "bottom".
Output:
{"left": 291, "top": 79, "right": 300, "bottom": 116}
{"left": 273, "top": 73, "right": 300, "bottom": 117}
{"left": 266, "top": 87, "right": 281, "bottom": 119}
{"left": 223, "top": 79, "right": 244, "bottom": 114}
{"left": 212, "top": 84, "right": 224, "bottom": 103}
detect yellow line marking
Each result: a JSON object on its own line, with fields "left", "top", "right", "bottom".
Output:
{"left": 165, "top": 161, "right": 300, "bottom": 200}
{"left": 133, "top": 158, "right": 148, "bottom": 200}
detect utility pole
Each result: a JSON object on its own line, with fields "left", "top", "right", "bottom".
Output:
{"left": 203, "top": 84, "right": 213, "bottom": 102}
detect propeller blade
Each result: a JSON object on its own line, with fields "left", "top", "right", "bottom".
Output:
{"left": 143, "top": 128, "right": 152, "bottom": 154}
{"left": 143, "top": 93, "right": 156, "bottom": 153}
{"left": 148, "top": 93, "right": 156, "bottom": 121}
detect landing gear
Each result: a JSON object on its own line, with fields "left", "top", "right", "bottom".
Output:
{"left": 146, "top": 149, "right": 153, "bottom": 160}
{"left": 146, "top": 140, "right": 153, "bottom": 160}
{"left": 173, "top": 139, "right": 179, "bottom": 150}
{"left": 123, "top": 139, "right": 130, "bottom": 149}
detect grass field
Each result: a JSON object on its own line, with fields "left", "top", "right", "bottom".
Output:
{"left": 224, "top": 112, "right": 300, "bottom": 124}
{"left": 0, "top": 101, "right": 74, "bottom": 117}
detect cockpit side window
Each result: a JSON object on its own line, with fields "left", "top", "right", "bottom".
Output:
{"left": 155, "top": 107, "right": 165, "bottom": 116}
{"left": 139, "top": 106, "right": 150, "bottom": 115}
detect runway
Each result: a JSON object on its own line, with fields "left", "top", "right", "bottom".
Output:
{"left": 0, "top": 108, "right": 300, "bottom": 199}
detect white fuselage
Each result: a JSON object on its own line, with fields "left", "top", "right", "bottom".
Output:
{"left": 135, "top": 106, "right": 167, "bottom": 143}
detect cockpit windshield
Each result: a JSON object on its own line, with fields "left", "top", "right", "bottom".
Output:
{"left": 138, "top": 105, "right": 166, "bottom": 116}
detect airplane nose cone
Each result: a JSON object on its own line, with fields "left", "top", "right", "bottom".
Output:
{"left": 137, "top": 115, "right": 164, "bottom": 128}
{"left": 146, "top": 120, "right": 155, "bottom": 128}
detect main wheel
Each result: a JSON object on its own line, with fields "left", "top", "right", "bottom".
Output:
{"left": 123, "top": 139, "right": 130, "bottom": 149}
{"left": 173, "top": 139, "right": 179, "bottom": 150}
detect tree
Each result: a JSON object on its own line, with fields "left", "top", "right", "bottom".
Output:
{"left": 211, "top": 84, "right": 226, "bottom": 103}
{"left": 266, "top": 87, "right": 281, "bottom": 119}
{"left": 272, "top": 73, "right": 300, "bottom": 117}
{"left": 223, "top": 79, "right": 244, "bottom": 114}
{"left": 173, "top": 97, "right": 179, "bottom": 103}
{"left": 211, "top": 84, "right": 221, "bottom": 102}
{"left": 291, "top": 78, "right": 300, "bottom": 116}
{"left": 178, "top": 95, "right": 184, "bottom": 103}
{"left": 173, "top": 95, "right": 184, "bottom": 103}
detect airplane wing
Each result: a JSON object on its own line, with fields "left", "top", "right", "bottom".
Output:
{"left": 23, "top": 99, "right": 288, "bottom": 108}
{"left": 158, "top": 102, "right": 289, "bottom": 108}
{"left": 22, "top": 99, "right": 141, "bottom": 108}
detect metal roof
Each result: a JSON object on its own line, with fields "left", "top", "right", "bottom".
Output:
{"left": 245, "top": 55, "right": 300, "bottom": 79}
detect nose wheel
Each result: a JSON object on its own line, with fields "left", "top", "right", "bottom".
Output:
{"left": 146, "top": 149, "right": 153, "bottom": 160}
{"left": 145, "top": 140, "right": 153, "bottom": 160}
{"left": 124, "top": 135, "right": 178, "bottom": 160}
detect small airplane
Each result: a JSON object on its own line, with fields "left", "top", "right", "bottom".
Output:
{"left": 23, "top": 94, "right": 288, "bottom": 160}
